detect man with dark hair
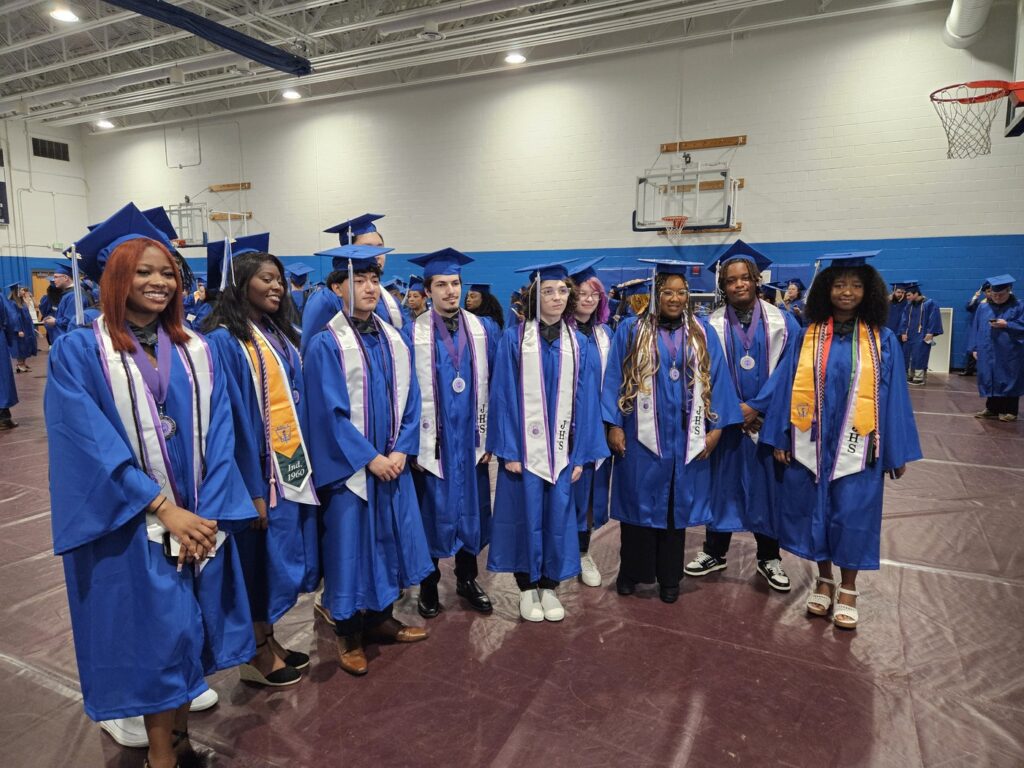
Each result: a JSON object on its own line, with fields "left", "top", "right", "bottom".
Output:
{"left": 408, "top": 249, "right": 498, "bottom": 619}
{"left": 304, "top": 244, "right": 432, "bottom": 676}
{"left": 404, "top": 275, "right": 428, "bottom": 318}
{"left": 960, "top": 281, "right": 990, "bottom": 375}
{"left": 970, "top": 275, "right": 1023, "bottom": 422}
{"left": 900, "top": 282, "right": 943, "bottom": 386}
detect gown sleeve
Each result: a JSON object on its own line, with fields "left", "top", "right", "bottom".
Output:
{"left": 302, "top": 330, "right": 381, "bottom": 488}
{"left": 45, "top": 333, "right": 161, "bottom": 554}
{"left": 300, "top": 290, "right": 342, "bottom": 357}
{"left": 926, "top": 301, "right": 944, "bottom": 336}
{"left": 703, "top": 318, "right": 744, "bottom": 430}
{"left": 570, "top": 331, "right": 610, "bottom": 466}
{"left": 392, "top": 341, "right": 422, "bottom": 455}
{"left": 485, "top": 327, "right": 523, "bottom": 462}
{"left": 600, "top": 318, "right": 632, "bottom": 428}
{"left": 760, "top": 328, "right": 804, "bottom": 451}
{"left": 880, "top": 329, "right": 924, "bottom": 470}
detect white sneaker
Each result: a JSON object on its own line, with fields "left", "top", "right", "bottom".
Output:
{"left": 539, "top": 588, "right": 565, "bottom": 622}
{"left": 519, "top": 588, "right": 544, "bottom": 622}
{"left": 99, "top": 717, "right": 148, "bottom": 748}
{"left": 579, "top": 554, "right": 602, "bottom": 587}
{"left": 189, "top": 687, "right": 219, "bottom": 711}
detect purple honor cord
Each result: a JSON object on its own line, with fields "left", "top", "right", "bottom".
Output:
{"left": 725, "top": 300, "right": 762, "bottom": 355}
{"left": 129, "top": 324, "right": 173, "bottom": 407}
{"left": 431, "top": 309, "right": 467, "bottom": 369}
{"left": 658, "top": 327, "right": 684, "bottom": 369}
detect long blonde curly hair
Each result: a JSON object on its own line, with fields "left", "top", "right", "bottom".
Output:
{"left": 617, "top": 273, "right": 716, "bottom": 422}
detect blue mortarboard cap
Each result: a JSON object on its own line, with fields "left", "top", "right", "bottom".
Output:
{"left": 383, "top": 277, "right": 406, "bottom": 291}
{"left": 194, "top": 272, "right": 207, "bottom": 284}
{"left": 638, "top": 258, "right": 704, "bottom": 276}
{"left": 785, "top": 278, "right": 806, "bottom": 290}
{"left": 987, "top": 274, "right": 1015, "bottom": 288}
{"left": 409, "top": 247, "right": 474, "bottom": 279}
{"left": 902, "top": 280, "right": 921, "bottom": 291}
{"left": 233, "top": 232, "right": 270, "bottom": 257}
{"left": 315, "top": 244, "right": 394, "bottom": 272}
{"left": 569, "top": 257, "right": 604, "bottom": 284}
{"left": 6, "top": 281, "right": 20, "bottom": 291}
{"left": 617, "top": 277, "right": 653, "bottom": 298}
{"left": 408, "top": 276, "right": 425, "bottom": 292}
{"left": 468, "top": 283, "right": 490, "bottom": 294}
{"left": 324, "top": 213, "right": 384, "bottom": 246}
{"left": 706, "top": 240, "right": 772, "bottom": 273}
{"left": 53, "top": 262, "right": 73, "bottom": 278}
{"left": 70, "top": 202, "right": 172, "bottom": 282}
{"left": 287, "top": 262, "right": 314, "bottom": 278}
{"left": 515, "top": 259, "right": 578, "bottom": 282}
{"left": 820, "top": 250, "right": 881, "bottom": 267}
{"left": 142, "top": 207, "right": 179, "bottom": 242}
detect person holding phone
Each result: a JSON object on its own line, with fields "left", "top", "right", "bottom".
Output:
{"left": 969, "top": 275, "right": 1023, "bottom": 422}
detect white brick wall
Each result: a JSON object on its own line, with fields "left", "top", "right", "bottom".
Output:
{"left": 79, "top": 4, "right": 1024, "bottom": 256}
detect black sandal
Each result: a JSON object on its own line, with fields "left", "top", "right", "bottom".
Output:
{"left": 239, "top": 640, "right": 302, "bottom": 687}
{"left": 267, "top": 628, "right": 310, "bottom": 670}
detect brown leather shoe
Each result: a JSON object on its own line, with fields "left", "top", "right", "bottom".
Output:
{"left": 365, "top": 617, "right": 429, "bottom": 644}
{"left": 335, "top": 634, "right": 368, "bottom": 676}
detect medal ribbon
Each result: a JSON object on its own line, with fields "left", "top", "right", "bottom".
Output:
{"left": 431, "top": 309, "right": 467, "bottom": 371}
{"left": 658, "top": 327, "right": 683, "bottom": 371}
{"left": 128, "top": 324, "right": 173, "bottom": 408}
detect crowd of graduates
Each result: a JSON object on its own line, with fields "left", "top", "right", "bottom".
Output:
{"left": 0, "top": 202, "right": 1019, "bottom": 768}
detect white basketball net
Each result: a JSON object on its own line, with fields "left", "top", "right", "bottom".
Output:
{"left": 930, "top": 83, "right": 1006, "bottom": 159}
{"left": 661, "top": 216, "right": 689, "bottom": 245}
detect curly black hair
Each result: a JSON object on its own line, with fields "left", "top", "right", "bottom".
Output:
{"left": 202, "top": 251, "right": 299, "bottom": 346}
{"left": 715, "top": 257, "right": 761, "bottom": 294}
{"left": 804, "top": 265, "right": 889, "bottom": 328}
{"left": 468, "top": 292, "right": 505, "bottom": 329}
{"left": 522, "top": 278, "right": 578, "bottom": 321}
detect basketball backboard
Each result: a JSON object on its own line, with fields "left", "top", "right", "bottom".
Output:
{"left": 633, "top": 161, "right": 740, "bottom": 232}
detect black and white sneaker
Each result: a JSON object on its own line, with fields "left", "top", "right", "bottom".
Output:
{"left": 756, "top": 558, "right": 791, "bottom": 592}
{"left": 684, "top": 551, "right": 727, "bottom": 577}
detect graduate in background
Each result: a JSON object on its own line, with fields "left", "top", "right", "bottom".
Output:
{"left": 603, "top": 260, "right": 741, "bottom": 604}
{"left": 408, "top": 249, "right": 498, "bottom": 619}
{"left": 303, "top": 245, "right": 432, "bottom": 676}
{"left": 45, "top": 203, "right": 257, "bottom": 768}
{"left": 6, "top": 282, "right": 37, "bottom": 372}
{"left": 287, "top": 262, "right": 315, "bottom": 321}
{"left": 567, "top": 259, "right": 612, "bottom": 589}
{"left": 886, "top": 282, "right": 909, "bottom": 336}
{"left": 404, "top": 275, "right": 429, "bottom": 319}
{"left": 183, "top": 276, "right": 212, "bottom": 332}
{"left": 43, "top": 262, "right": 80, "bottom": 343}
{"left": 969, "top": 274, "right": 1023, "bottom": 422}
{"left": 899, "top": 280, "right": 943, "bottom": 386}
{"left": 0, "top": 289, "right": 17, "bottom": 430}
{"left": 960, "top": 280, "right": 990, "bottom": 376}
{"left": 487, "top": 260, "right": 608, "bottom": 622}
{"left": 762, "top": 252, "right": 921, "bottom": 630}
{"left": 323, "top": 213, "right": 405, "bottom": 329}
{"left": 465, "top": 282, "right": 505, "bottom": 330}
{"left": 686, "top": 243, "right": 801, "bottom": 593}
{"left": 779, "top": 278, "right": 807, "bottom": 327}
{"left": 204, "top": 250, "right": 320, "bottom": 688}
{"left": 608, "top": 278, "right": 651, "bottom": 330}
{"left": 38, "top": 278, "right": 60, "bottom": 346}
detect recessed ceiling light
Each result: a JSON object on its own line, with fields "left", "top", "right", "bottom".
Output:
{"left": 504, "top": 52, "right": 526, "bottom": 65}
{"left": 49, "top": 7, "right": 79, "bottom": 23}
{"left": 95, "top": 119, "right": 114, "bottom": 129}
{"left": 282, "top": 89, "right": 301, "bottom": 100}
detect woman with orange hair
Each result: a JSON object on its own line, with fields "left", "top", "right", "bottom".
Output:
{"left": 44, "top": 204, "right": 257, "bottom": 768}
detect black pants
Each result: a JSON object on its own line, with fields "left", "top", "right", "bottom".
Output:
{"left": 333, "top": 603, "right": 393, "bottom": 638}
{"left": 987, "top": 396, "right": 1020, "bottom": 416}
{"left": 704, "top": 530, "right": 781, "bottom": 561}
{"left": 962, "top": 353, "right": 977, "bottom": 375}
{"left": 514, "top": 573, "right": 560, "bottom": 591}
{"left": 421, "top": 549, "right": 479, "bottom": 594}
{"left": 618, "top": 499, "right": 685, "bottom": 588}
{"left": 578, "top": 529, "right": 592, "bottom": 554}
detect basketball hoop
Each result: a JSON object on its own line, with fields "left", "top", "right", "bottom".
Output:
{"left": 930, "top": 80, "right": 1024, "bottom": 159}
{"left": 661, "top": 215, "right": 689, "bottom": 244}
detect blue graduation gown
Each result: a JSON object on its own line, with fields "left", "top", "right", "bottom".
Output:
{"left": 46, "top": 327, "right": 257, "bottom": 721}
{"left": 886, "top": 298, "right": 907, "bottom": 335}
{"left": 602, "top": 317, "right": 743, "bottom": 531}
{"left": 780, "top": 299, "right": 806, "bottom": 327}
{"left": 299, "top": 288, "right": 343, "bottom": 357}
{"left": 207, "top": 328, "right": 321, "bottom": 624}
{"left": 304, "top": 324, "right": 433, "bottom": 620}
{"left": 0, "top": 301, "right": 17, "bottom": 408}
{"left": 7, "top": 300, "right": 37, "bottom": 359}
{"left": 709, "top": 309, "right": 801, "bottom": 535}
{"left": 291, "top": 288, "right": 306, "bottom": 318}
{"left": 571, "top": 323, "right": 612, "bottom": 534}
{"left": 185, "top": 300, "right": 212, "bottom": 333}
{"left": 761, "top": 326, "right": 922, "bottom": 569}
{"left": 900, "top": 298, "right": 943, "bottom": 370}
{"left": 486, "top": 323, "right": 609, "bottom": 583}
{"left": 51, "top": 289, "right": 77, "bottom": 343}
{"left": 411, "top": 314, "right": 497, "bottom": 560}
{"left": 968, "top": 297, "right": 1024, "bottom": 397}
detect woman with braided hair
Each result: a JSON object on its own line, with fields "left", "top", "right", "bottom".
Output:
{"left": 602, "top": 260, "right": 742, "bottom": 604}
{"left": 762, "top": 252, "right": 921, "bottom": 630}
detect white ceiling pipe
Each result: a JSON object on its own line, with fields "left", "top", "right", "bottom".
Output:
{"left": 943, "top": 0, "right": 994, "bottom": 48}
{"left": 377, "top": 0, "right": 551, "bottom": 35}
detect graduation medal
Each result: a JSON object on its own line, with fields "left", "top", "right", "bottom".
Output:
{"left": 740, "top": 354, "right": 756, "bottom": 370}
{"left": 668, "top": 365, "right": 681, "bottom": 381}
{"left": 452, "top": 375, "right": 466, "bottom": 393}
{"left": 158, "top": 407, "right": 177, "bottom": 439}
{"left": 292, "top": 388, "right": 301, "bottom": 404}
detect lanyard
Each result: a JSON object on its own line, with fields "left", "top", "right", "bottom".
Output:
{"left": 128, "top": 324, "right": 172, "bottom": 406}
{"left": 432, "top": 310, "right": 467, "bottom": 369}
{"left": 725, "top": 300, "right": 762, "bottom": 353}
{"left": 658, "top": 327, "right": 683, "bottom": 368}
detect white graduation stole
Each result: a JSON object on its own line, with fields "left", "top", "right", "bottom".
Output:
{"left": 380, "top": 290, "right": 404, "bottom": 329}
{"left": 237, "top": 324, "right": 318, "bottom": 505}
{"left": 708, "top": 299, "right": 789, "bottom": 444}
{"left": 520, "top": 320, "right": 578, "bottom": 484}
{"left": 635, "top": 320, "right": 708, "bottom": 464}
{"left": 594, "top": 324, "right": 611, "bottom": 470}
{"left": 94, "top": 316, "right": 225, "bottom": 557}
{"left": 327, "top": 310, "right": 411, "bottom": 500}
{"left": 414, "top": 309, "right": 489, "bottom": 479}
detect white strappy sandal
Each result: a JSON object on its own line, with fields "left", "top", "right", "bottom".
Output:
{"left": 805, "top": 576, "right": 836, "bottom": 617}
{"left": 832, "top": 586, "right": 860, "bottom": 630}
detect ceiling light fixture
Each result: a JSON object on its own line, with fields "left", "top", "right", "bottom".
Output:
{"left": 504, "top": 52, "right": 526, "bottom": 65}
{"left": 49, "top": 7, "right": 80, "bottom": 23}
{"left": 95, "top": 119, "right": 114, "bottom": 129}
{"left": 282, "top": 89, "right": 302, "bottom": 100}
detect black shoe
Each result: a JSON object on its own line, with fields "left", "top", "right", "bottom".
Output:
{"left": 0, "top": 418, "right": 17, "bottom": 431}
{"left": 283, "top": 649, "right": 310, "bottom": 670}
{"left": 616, "top": 575, "right": 636, "bottom": 595}
{"left": 456, "top": 579, "right": 493, "bottom": 614}
{"left": 659, "top": 584, "right": 680, "bottom": 604}
{"left": 417, "top": 586, "right": 441, "bottom": 618}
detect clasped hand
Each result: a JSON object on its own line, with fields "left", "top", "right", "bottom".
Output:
{"left": 369, "top": 452, "right": 407, "bottom": 482}
{"left": 155, "top": 500, "right": 218, "bottom": 568}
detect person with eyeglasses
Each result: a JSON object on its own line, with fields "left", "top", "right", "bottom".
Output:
{"left": 603, "top": 260, "right": 741, "bottom": 604}
{"left": 969, "top": 275, "right": 1023, "bottom": 422}
{"left": 487, "top": 260, "right": 608, "bottom": 622}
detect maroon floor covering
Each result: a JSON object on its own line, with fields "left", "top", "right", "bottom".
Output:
{"left": 1, "top": 356, "right": 1021, "bottom": 767}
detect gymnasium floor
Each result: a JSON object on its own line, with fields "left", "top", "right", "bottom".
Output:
{"left": 1, "top": 355, "right": 1021, "bottom": 767}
